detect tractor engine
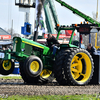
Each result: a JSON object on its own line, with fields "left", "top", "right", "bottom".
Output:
{"left": 13, "top": 37, "right": 50, "bottom": 58}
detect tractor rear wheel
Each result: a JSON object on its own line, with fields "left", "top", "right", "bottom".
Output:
{"left": 54, "top": 49, "right": 71, "bottom": 85}
{"left": 0, "top": 60, "right": 14, "bottom": 75}
{"left": 63, "top": 48, "right": 94, "bottom": 85}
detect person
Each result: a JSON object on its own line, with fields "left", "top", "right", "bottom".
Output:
{"left": 86, "top": 43, "right": 96, "bottom": 55}
{"left": 46, "top": 34, "right": 60, "bottom": 58}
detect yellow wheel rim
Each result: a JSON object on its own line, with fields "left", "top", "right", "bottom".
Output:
{"left": 40, "top": 69, "right": 52, "bottom": 78}
{"left": 71, "top": 52, "right": 92, "bottom": 83}
{"left": 2, "top": 60, "right": 11, "bottom": 71}
{"left": 30, "top": 61, "right": 39, "bottom": 72}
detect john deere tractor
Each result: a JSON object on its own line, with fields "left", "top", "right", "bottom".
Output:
{"left": 0, "top": 24, "right": 94, "bottom": 86}
{"left": 1, "top": 0, "right": 100, "bottom": 85}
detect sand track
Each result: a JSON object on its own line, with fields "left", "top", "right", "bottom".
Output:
{"left": 0, "top": 79, "right": 100, "bottom": 96}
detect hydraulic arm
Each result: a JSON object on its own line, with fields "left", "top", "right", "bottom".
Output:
{"left": 55, "top": 0, "right": 100, "bottom": 27}
{"left": 43, "top": 0, "right": 60, "bottom": 34}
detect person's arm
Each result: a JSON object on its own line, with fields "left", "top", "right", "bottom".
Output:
{"left": 91, "top": 46, "right": 97, "bottom": 54}
{"left": 46, "top": 39, "right": 49, "bottom": 46}
{"left": 46, "top": 39, "right": 52, "bottom": 48}
{"left": 52, "top": 36, "right": 60, "bottom": 47}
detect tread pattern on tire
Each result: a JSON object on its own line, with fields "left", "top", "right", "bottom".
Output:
{"left": 63, "top": 48, "right": 94, "bottom": 85}
{"left": 54, "top": 48, "right": 74, "bottom": 85}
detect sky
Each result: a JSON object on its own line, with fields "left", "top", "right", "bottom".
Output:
{"left": 0, "top": 0, "right": 100, "bottom": 34}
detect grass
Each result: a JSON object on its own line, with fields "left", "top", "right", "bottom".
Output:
{"left": 0, "top": 94, "right": 100, "bottom": 100}
{"left": 0, "top": 75, "right": 22, "bottom": 79}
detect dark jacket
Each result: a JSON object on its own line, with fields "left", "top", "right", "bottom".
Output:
{"left": 86, "top": 46, "right": 96, "bottom": 55}
{"left": 46, "top": 36, "right": 60, "bottom": 49}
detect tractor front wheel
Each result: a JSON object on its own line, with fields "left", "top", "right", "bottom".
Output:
{"left": 24, "top": 56, "right": 43, "bottom": 77}
{"left": 19, "top": 61, "right": 40, "bottom": 84}
{"left": 19, "top": 56, "right": 43, "bottom": 84}
{"left": 0, "top": 60, "right": 14, "bottom": 75}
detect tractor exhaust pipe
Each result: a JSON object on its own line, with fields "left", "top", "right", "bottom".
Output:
{"left": 33, "top": 24, "right": 39, "bottom": 41}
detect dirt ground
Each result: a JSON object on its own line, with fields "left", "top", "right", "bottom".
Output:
{"left": 0, "top": 79, "right": 100, "bottom": 96}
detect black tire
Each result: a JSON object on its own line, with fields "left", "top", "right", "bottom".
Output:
{"left": 0, "top": 60, "right": 14, "bottom": 75}
{"left": 24, "top": 56, "right": 43, "bottom": 77}
{"left": 40, "top": 69, "right": 54, "bottom": 84}
{"left": 19, "top": 61, "right": 39, "bottom": 84}
{"left": 63, "top": 48, "right": 94, "bottom": 85}
{"left": 54, "top": 49, "right": 72, "bottom": 85}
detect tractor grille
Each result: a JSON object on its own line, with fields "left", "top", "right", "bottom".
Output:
{"left": 24, "top": 44, "right": 32, "bottom": 55}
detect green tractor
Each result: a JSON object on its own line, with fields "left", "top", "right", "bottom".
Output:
{"left": 0, "top": 25, "right": 94, "bottom": 86}
{"left": 2, "top": 0, "right": 100, "bottom": 85}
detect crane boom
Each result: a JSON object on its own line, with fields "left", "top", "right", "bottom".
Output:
{"left": 55, "top": 0, "right": 100, "bottom": 27}
{"left": 43, "top": 0, "right": 60, "bottom": 34}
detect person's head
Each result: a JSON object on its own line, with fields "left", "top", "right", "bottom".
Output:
{"left": 87, "top": 43, "right": 92, "bottom": 50}
{"left": 47, "top": 34, "right": 52, "bottom": 40}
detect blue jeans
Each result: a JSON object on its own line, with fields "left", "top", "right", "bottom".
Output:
{"left": 53, "top": 46, "right": 59, "bottom": 55}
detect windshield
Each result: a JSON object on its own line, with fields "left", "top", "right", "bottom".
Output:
{"left": 57, "top": 30, "right": 71, "bottom": 44}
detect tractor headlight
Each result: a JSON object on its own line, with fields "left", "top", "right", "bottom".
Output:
{"left": 21, "top": 48, "right": 25, "bottom": 52}
{"left": 15, "top": 40, "right": 18, "bottom": 43}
